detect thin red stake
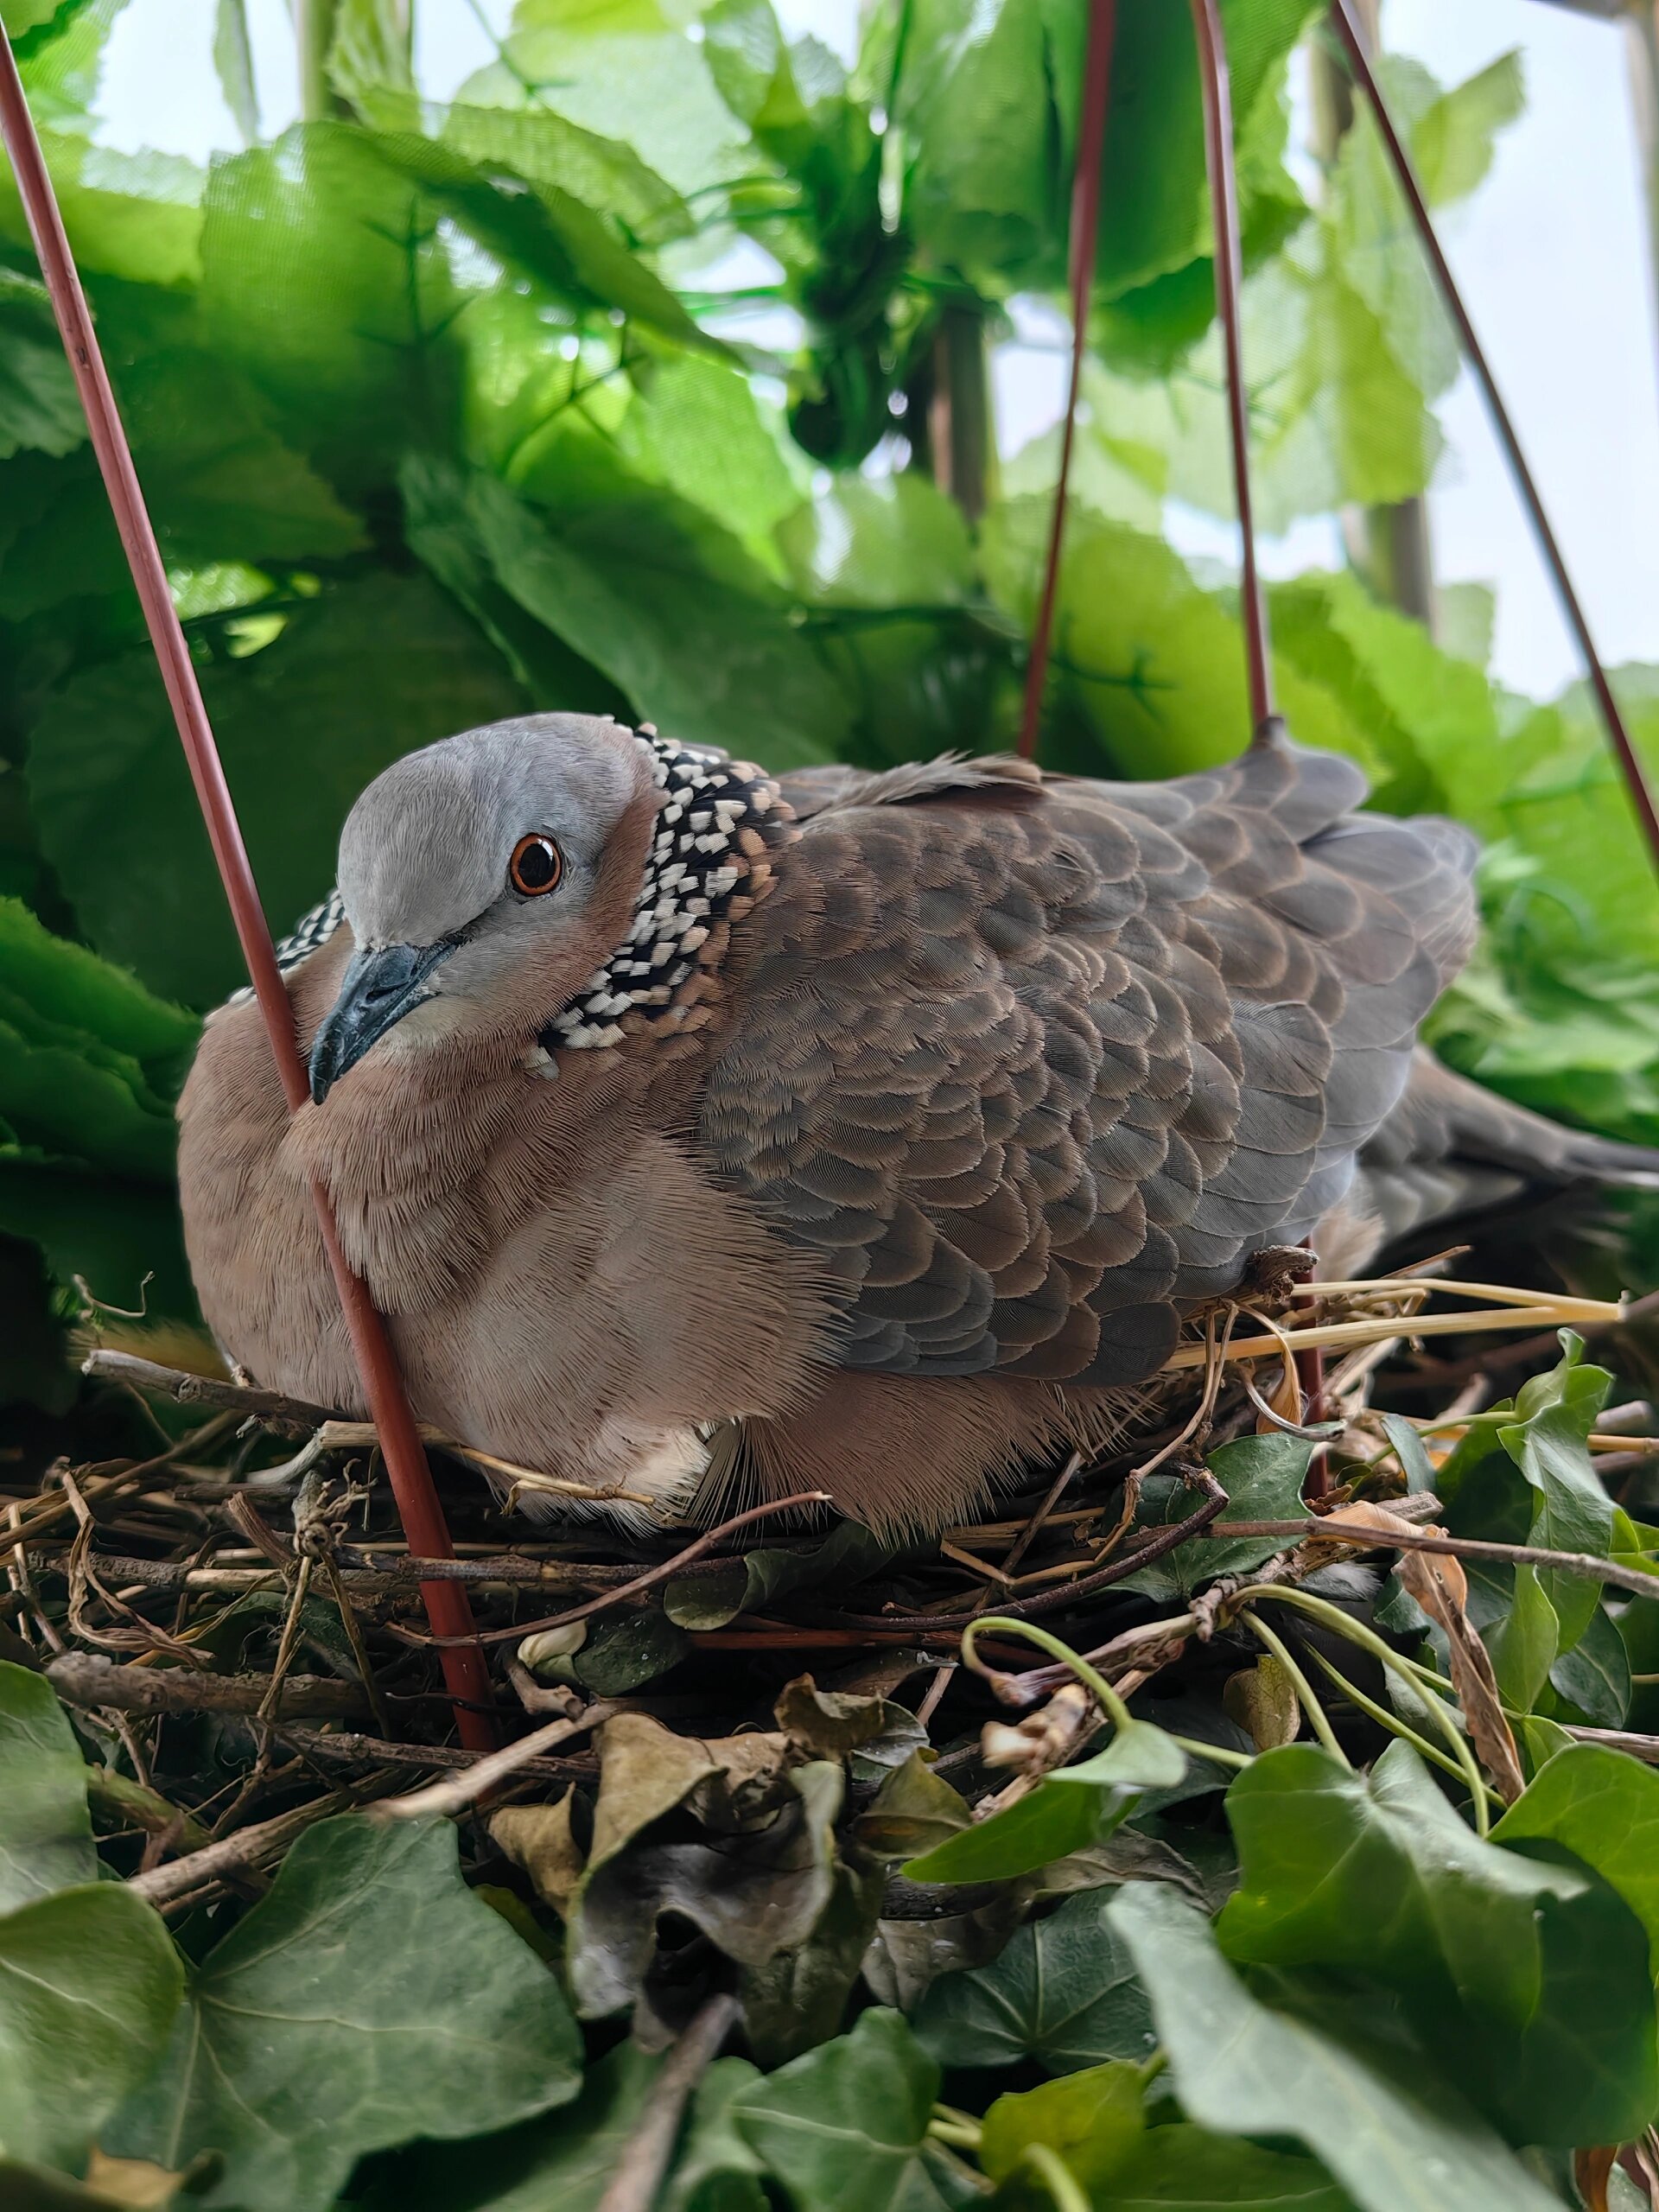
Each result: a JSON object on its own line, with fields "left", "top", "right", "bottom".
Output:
{"left": 1190, "top": 0, "right": 1274, "bottom": 731}
{"left": 1017, "top": 0, "right": 1116, "bottom": 761}
{"left": 1330, "top": 0, "right": 1659, "bottom": 876}
{"left": 0, "top": 30, "right": 497, "bottom": 1749}
{"left": 1189, "top": 0, "right": 1325, "bottom": 1473}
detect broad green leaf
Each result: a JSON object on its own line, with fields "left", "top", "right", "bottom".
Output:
{"left": 1498, "top": 1378, "right": 1614, "bottom": 1649}
{"left": 360, "top": 131, "right": 710, "bottom": 348}
{"left": 457, "top": 462, "right": 848, "bottom": 767}
{"left": 359, "top": 2041, "right": 663, "bottom": 2212}
{"left": 664, "top": 1518, "right": 889, "bottom": 1630}
{"left": 0, "top": 1007, "right": 178, "bottom": 1180}
{"left": 0, "top": 137, "right": 202, "bottom": 289}
{"left": 902, "top": 1721, "right": 1185, "bottom": 1885}
{"left": 1410, "top": 52, "right": 1525, "bottom": 209}
{"left": 620, "top": 353, "right": 801, "bottom": 563}
{"left": 28, "top": 569, "right": 525, "bottom": 1007}
{"left": 1111, "top": 1885, "right": 1565, "bottom": 2212}
{"left": 198, "top": 124, "right": 461, "bottom": 484}
{"left": 1096, "top": 2125, "right": 1357, "bottom": 2209}
{"left": 460, "top": 18, "right": 753, "bottom": 201}
{"left": 662, "top": 2055, "right": 768, "bottom": 2212}
{"left": 777, "top": 475, "right": 974, "bottom": 610}
{"left": 730, "top": 2006, "right": 957, "bottom": 2212}
{"left": 0, "top": 899, "right": 197, "bottom": 1073}
{"left": 1487, "top": 1564, "right": 1557, "bottom": 1713}
{"left": 1548, "top": 1601, "right": 1630, "bottom": 1728}
{"left": 0, "top": 270, "right": 81, "bottom": 462}
{"left": 0, "top": 1662, "right": 94, "bottom": 1911}
{"left": 1494, "top": 1745, "right": 1659, "bottom": 1979}
{"left": 0, "top": 1148, "right": 193, "bottom": 1316}
{"left": 980, "top": 2060, "right": 1145, "bottom": 2191}
{"left": 107, "top": 1815, "right": 582, "bottom": 2212}
{"left": 912, "top": 1891, "right": 1154, "bottom": 2075}
{"left": 1217, "top": 1738, "right": 1658, "bottom": 2146}
{"left": 0, "top": 1884, "right": 182, "bottom": 2172}
{"left": 1119, "top": 1433, "right": 1314, "bottom": 1602}
{"left": 212, "top": 0, "right": 258, "bottom": 143}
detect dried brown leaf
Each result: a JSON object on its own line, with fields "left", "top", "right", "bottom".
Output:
{"left": 489, "top": 1794, "right": 586, "bottom": 1919}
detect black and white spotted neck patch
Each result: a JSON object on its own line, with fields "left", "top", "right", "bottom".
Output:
{"left": 232, "top": 731, "right": 794, "bottom": 1051}
{"left": 536, "top": 729, "right": 793, "bottom": 1056}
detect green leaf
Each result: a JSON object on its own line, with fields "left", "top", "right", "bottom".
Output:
{"left": 777, "top": 476, "right": 974, "bottom": 611}
{"left": 662, "top": 2055, "right": 768, "bottom": 2212}
{"left": 28, "top": 569, "right": 525, "bottom": 1007}
{"left": 1412, "top": 52, "right": 1525, "bottom": 208}
{"left": 0, "top": 899, "right": 197, "bottom": 1074}
{"left": 1111, "top": 1885, "right": 1566, "bottom": 2212}
{"left": 1494, "top": 1745, "right": 1659, "bottom": 1980}
{"left": 0, "top": 137, "right": 202, "bottom": 289}
{"left": 0, "top": 1884, "right": 183, "bottom": 2172}
{"left": 1548, "top": 1602, "right": 1630, "bottom": 1727}
{"left": 620, "top": 353, "right": 801, "bottom": 564}
{"left": 664, "top": 1518, "right": 889, "bottom": 1631}
{"left": 359, "top": 2041, "right": 662, "bottom": 2212}
{"left": 1498, "top": 1370, "right": 1614, "bottom": 1649}
{"left": 463, "top": 12, "right": 753, "bottom": 204}
{"left": 0, "top": 1662, "right": 94, "bottom": 1912}
{"left": 456, "top": 462, "right": 848, "bottom": 768}
{"left": 107, "top": 1815, "right": 582, "bottom": 2212}
{"left": 730, "top": 2007, "right": 957, "bottom": 2212}
{"left": 1119, "top": 1433, "right": 1314, "bottom": 1602}
{"left": 1217, "top": 1738, "right": 1659, "bottom": 2146}
{"left": 0, "top": 270, "right": 82, "bottom": 462}
{"left": 981, "top": 2060, "right": 1146, "bottom": 2191}
{"left": 197, "top": 124, "right": 460, "bottom": 484}
{"left": 360, "top": 131, "right": 710, "bottom": 349}
{"left": 1487, "top": 1564, "right": 1558, "bottom": 1713}
{"left": 1096, "top": 2125, "right": 1357, "bottom": 2209}
{"left": 212, "top": 0, "right": 258, "bottom": 143}
{"left": 0, "top": 1149, "right": 193, "bottom": 1318}
{"left": 901, "top": 1722, "right": 1185, "bottom": 1885}
{"left": 912, "top": 1890, "right": 1157, "bottom": 2074}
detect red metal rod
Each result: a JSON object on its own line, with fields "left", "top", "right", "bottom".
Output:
{"left": 0, "top": 29, "right": 497, "bottom": 1749}
{"left": 1190, "top": 0, "right": 1274, "bottom": 733}
{"left": 1330, "top": 0, "right": 1659, "bottom": 876}
{"left": 1018, "top": 0, "right": 1116, "bottom": 761}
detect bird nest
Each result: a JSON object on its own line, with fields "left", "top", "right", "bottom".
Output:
{"left": 3, "top": 1264, "right": 1638, "bottom": 1928}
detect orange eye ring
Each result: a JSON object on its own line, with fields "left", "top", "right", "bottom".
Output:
{"left": 509, "top": 833, "right": 563, "bottom": 897}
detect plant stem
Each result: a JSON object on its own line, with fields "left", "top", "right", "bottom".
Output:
{"left": 1238, "top": 1606, "right": 1349, "bottom": 1765}
{"left": 963, "top": 1615, "right": 1135, "bottom": 1730}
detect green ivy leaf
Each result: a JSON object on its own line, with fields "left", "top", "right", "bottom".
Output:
{"left": 0, "top": 1885, "right": 183, "bottom": 2173}
{"left": 359, "top": 2042, "right": 664, "bottom": 2212}
{"left": 1487, "top": 1563, "right": 1558, "bottom": 1713}
{"left": 1217, "top": 1738, "right": 1659, "bottom": 2147}
{"left": 1494, "top": 1745, "right": 1659, "bottom": 1980}
{"left": 1111, "top": 1885, "right": 1565, "bottom": 2212}
{"left": 1548, "top": 1602, "right": 1631, "bottom": 1728}
{"left": 901, "top": 1722, "right": 1185, "bottom": 1886}
{"left": 912, "top": 1890, "right": 1156, "bottom": 2073}
{"left": 1093, "top": 2124, "right": 1357, "bottom": 2209}
{"left": 1119, "top": 1433, "right": 1314, "bottom": 1602}
{"left": 980, "top": 2059, "right": 1146, "bottom": 2192}
{"left": 730, "top": 2007, "right": 957, "bottom": 2212}
{"left": 106, "top": 1815, "right": 582, "bottom": 2212}
{"left": 0, "top": 1662, "right": 94, "bottom": 1912}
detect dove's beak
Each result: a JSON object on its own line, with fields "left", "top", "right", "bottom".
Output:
{"left": 308, "top": 940, "right": 455, "bottom": 1104}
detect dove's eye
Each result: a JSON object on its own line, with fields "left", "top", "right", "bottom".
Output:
{"left": 509, "top": 834, "right": 563, "bottom": 897}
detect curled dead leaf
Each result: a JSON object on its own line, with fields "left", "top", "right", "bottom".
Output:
{"left": 1317, "top": 1502, "right": 1525, "bottom": 1802}
{"left": 1224, "top": 1656, "right": 1301, "bottom": 1751}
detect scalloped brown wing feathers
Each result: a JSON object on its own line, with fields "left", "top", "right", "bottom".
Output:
{"left": 699, "top": 734, "right": 1478, "bottom": 1389}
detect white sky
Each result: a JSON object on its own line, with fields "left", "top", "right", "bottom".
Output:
{"left": 91, "top": 0, "right": 1659, "bottom": 702}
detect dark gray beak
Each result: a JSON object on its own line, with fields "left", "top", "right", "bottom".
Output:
{"left": 308, "top": 941, "right": 454, "bottom": 1104}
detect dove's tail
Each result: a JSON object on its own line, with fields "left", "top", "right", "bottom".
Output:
{"left": 1318, "top": 1048, "right": 1659, "bottom": 1273}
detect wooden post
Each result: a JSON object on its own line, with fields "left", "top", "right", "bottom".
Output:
{"left": 1312, "top": 0, "right": 1437, "bottom": 632}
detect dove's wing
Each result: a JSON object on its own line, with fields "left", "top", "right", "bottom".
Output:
{"left": 699, "top": 735, "right": 1477, "bottom": 1387}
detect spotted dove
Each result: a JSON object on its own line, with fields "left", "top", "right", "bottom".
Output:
{"left": 177, "top": 716, "right": 1655, "bottom": 1534}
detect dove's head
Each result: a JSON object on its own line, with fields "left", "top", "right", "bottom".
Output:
{"left": 307, "top": 713, "right": 787, "bottom": 1103}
